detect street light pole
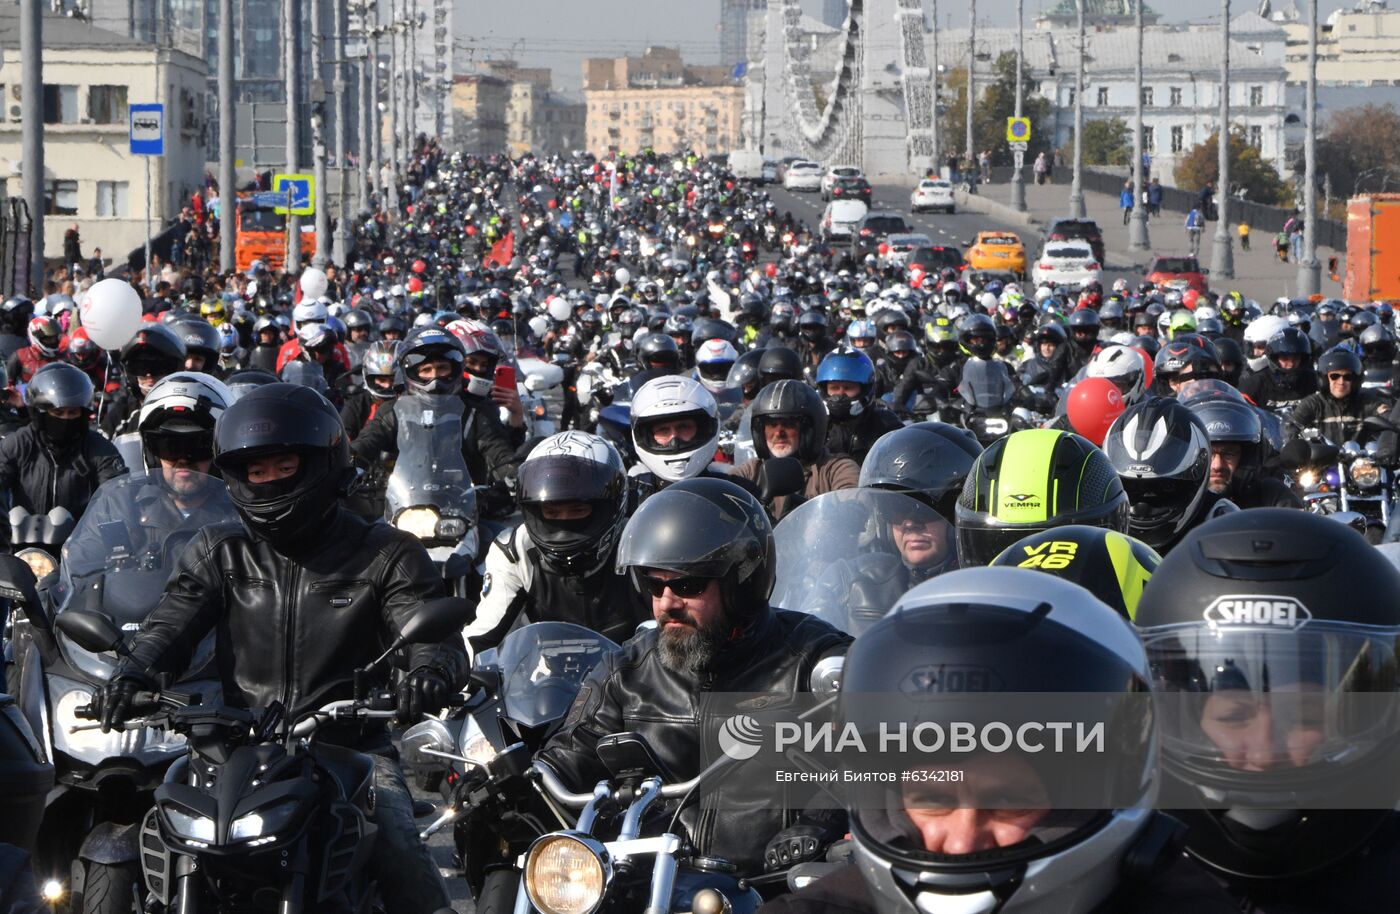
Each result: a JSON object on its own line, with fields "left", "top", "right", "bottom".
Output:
{"left": 930, "top": 0, "right": 940, "bottom": 173}
{"left": 283, "top": 0, "right": 302, "bottom": 273}
{"left": 218, "top": 0, "right": 235, "bottom": 272}
{"left": 1069, "top": 0, "right": 1086, "bottom": 218}
{"left": 1128, "top": 0, "right": 1150, "bottom": 250}
{"left": 332, "top": 0, "right": 351, "bottom": 266}
{"left": 311, "top": 0, "right": 330, "bottom": 267}
{"left": 20, "top": 0, "right": 43, "bottom": 293}
{"left": 1010, "top": 0, "right": 1027, "bottom": 211}
{"left": 386, "top": 15, "right": 400, "bottom": 219}
{"left": 1296, "top": 0, "right": 1321, "bottom": 295}
{"left": 1210, "top": 0, "right": 1235, "bottom": 279}
{"left": 966, "top": 0, "right": 976, "bottom": 178}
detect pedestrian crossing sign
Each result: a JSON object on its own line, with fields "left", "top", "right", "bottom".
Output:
{"left": 1006, "top": 117, "right": 1031, "bottom": 143}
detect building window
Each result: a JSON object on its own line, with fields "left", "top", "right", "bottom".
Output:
{"left": 43, "top": 85, "right": 79, "bottom": 124}
{"left": 88, "top": 85, "right": 128, "bottom": 124}
{"left": 1067, "top": 88, "right": 1075, "bottom": 106}
{"left": 1097, "top": 87, "right": 1109, "bottom": 106}
{"left": 1170, "top": 86, "right": 1183, "bottom": 106}
{"left": 1141, "top": 87, "right": 1153, "bottom": 106}
{"left": 1171, "top": 125, "right": 1184, "bottom": 152}
{"left": 96, "top": 180, "right": 129, "bottom": 218}
{"left": 44, "top": 180, "right": 78, "bottom": 216}
{"left": 1143, "top": 126, "right": 1155, "bottom": 151}
{"left": 1249, "top": 85, "right": 1264, "bottom": 106}
{"left": 1248, "top": 125, "right": 1263, "bottom": 149}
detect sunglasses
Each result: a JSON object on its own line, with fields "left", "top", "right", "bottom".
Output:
{"left": 1327, "top": 372, "right": 1357, "bottom": 383}
{"left": 639, "top": 574, "right": 711, "bottom": 598}
{"left": 150, "top": 437, "right": 213, "bottom": 462}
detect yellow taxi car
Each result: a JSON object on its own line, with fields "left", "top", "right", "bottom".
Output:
{"left": 964, "top": 231, "right": 1027, "bottom": 278}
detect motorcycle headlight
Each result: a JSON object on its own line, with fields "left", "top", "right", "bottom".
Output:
{"left": 54, "top": 688, "right": 123, "bottom": 758}
{"left": 1299, "top": 470, "right": 1317, "bottom": 489}
{"left": 395, "top": 507, "right": 441, "bottom": 539}
{"left": 17, "top": 547, "right": 56, "bottom": 580}
{"left": 162, "top": 804, "right": 216, "bottom": 845}
{"left": 459, "top": 716, "right": 499, "bottom": 767}
{"left": 1351, "top": 459, "right": 1382, "bottom": 489}
{"left": 524, "top": 834, "right": 610, "bottom": 914}
{"left": 230, "top": 799, "right": 302, "bottom": 843}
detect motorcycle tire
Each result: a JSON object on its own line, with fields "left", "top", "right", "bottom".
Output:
{"left": 80, "top": 861, "right": 140, "bottom": 914}
{"left": 474, "top": 868, "right": 521, "bottom": 914}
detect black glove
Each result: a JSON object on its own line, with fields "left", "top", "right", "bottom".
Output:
{"left": 764, "top": 824, "right": 835, "bottom": 872}
{"left": 94, "top": 674, "right": 154, "bottom": 734}
{"left": 397, "top": 667, "right": 452, "bottom": 722}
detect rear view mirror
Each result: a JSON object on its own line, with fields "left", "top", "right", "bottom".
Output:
{"left": 596, "top": 731, "right": 677, "bottom": 783}
{"left": 398, "top": 597, "right": 473, "bottom": 647}
{"left": 55, "top": 610, "right": 127, "bottom": 655}
{"left": 0, "top": 553, "right": 41, "bottom": 611}
{"left": 759, "top": 457, "right": 806, "bottom": 501}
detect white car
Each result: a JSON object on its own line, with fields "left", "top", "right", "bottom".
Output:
{"left": 783, "top": 161, "right": 822, "bottom": 192}
{"left": 821, "top": 200, "right": 870, "bottom": 240}
{"left": 1031, "top": 241, "right": 1104, "bottom": 290}
{"left": 910, "top": 178, "right": 956, "bottom": 213}
{"left": 883, "top": 233, "right": 934, "bottom": 265}
{"left": 821, "top": 164, "right": 864, "bottom": 199}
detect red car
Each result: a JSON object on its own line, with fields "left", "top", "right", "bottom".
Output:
{"left": 1145, "top": 255, "right": 1209, "bottom": 293}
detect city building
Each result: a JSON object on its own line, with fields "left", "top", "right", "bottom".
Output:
{"left": 583, "top": 48, "right": 745, "bottom": 156}
{"left": 721, "top": 0, "right": 767, "bottom": 71}
{"left": 0, "top": 5, "right": 208, "bottom": 259}
{"left": 1034, "top": 0, "right": 1160, "bottom": 30}
{"left": 451, "top": 74, "right": 509, "bottom": 153}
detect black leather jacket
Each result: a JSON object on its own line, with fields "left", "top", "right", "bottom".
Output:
{"left": 116, "top": 506, "right": 469, "bottom": 748}
{"left": 0, "top": 425, "right": 126, "bottom": 522}
{"left": 536, "top": 607, "right": 852, "bottom": 873}
{"left": 350, "top": 391, "right": 523, "bottom": 486}
{"left": 824, "top": 401, "right": 904, "bottom": 464}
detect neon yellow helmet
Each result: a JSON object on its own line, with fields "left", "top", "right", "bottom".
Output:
{"left": 989, "top": 525, "right": 1160, "bottom": 620}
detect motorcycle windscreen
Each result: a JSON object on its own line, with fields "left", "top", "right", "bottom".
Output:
{"left": 958, "top": 359, "right": 1017, "bottom": 410}
{"left": 385, "top": 394, "right": 478, "bottom": 525}
{"left": 731, "top": 402, "right": 757, "bottom": 464}
{"left": 496, "top": 622, "right": 621, "bottom": 728}
{"left": 771, "top": 490, "right": 957, "bottom": 636}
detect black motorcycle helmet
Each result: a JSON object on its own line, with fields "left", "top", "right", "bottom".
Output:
{"left": 860, "top": 422, "right": 983, "bottom": 521}
{"left": 1101, "top": 397, "right": 1211, "bottom": 551}
{"left": 873, "top": 308, "right": 910, "bottom": 339}
{"left": 0, "top": 295, "right": 34, "bottom": 334}
{"left": 120, "top": 323, "right": 189, "bottom": 398}
{"left": 797, "top": 309, "right": 827, "bottom": 342}
{"left": 750, "top": 379, "right": 827, "bottom": 462}
{"left": 378, "top": 314, "right": 408, "bottom": 341}
{"left": 1067, "top": 308, "right": 1101, "bottom": 354}
{"left": 989, "top": 525, "right": 1160, "bottom": 621}
{"left": 1153, "top": 338, "right": 1220, "bottom": 392}
{"left": 1265, "top": 327, "right": 1312, "bottom": 386}
{"left": 1314, "top": 347, "right": 1362, "bottom": 395}
{"left": 692, "top": 317, "right": 738, "bottom": 347}
{"left": 27, "top": 362, "right": 95, "bottom": 449}
{"left": 172, "top": 318, "right": 222, "bottom": 373}
{"left": 614, "top": 476, "right": 775, "bottom": 619}
{"left": 1360, "top": 322, "right": 1396, "bottom": 364}
{"left": 957, "top": 313, "right": 997, "bottom": 360}
{"left": 213, "top": 383, "right": 353, "bottom": 552}
{"left": 726, "top": 349, "right": 765, "bottom": 401}
{"left": 518, "top": 431, "right": 628, "bottom": 576}
{"left": 1135, "top": 509, "right": 1400, "bottom": 880}
{"left": 756, "top": 346, "right": 803, "bottom": 387}
{"left": 955, "top": 428, "right": 1129, "bottom": 567}
{"left": 883, "top": 330, "right": 921, "bottom": 373}
{"left": 223, "top": 367, "right": 280, "bottom": 403}
{"left": 342, "top": 309, "right": 373, "bottom": 337}
{"left": 398, "top": 325, "right": 466, "bottom": 396}
{"left": 1211, "top": 336, "right": 1245, "bottom": 387}
{"left": 635, "top": 332, "right": 682, "bottom": 374}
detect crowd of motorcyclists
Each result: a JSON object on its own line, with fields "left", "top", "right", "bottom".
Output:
{"left": 1, "top": 140, "right": 1399, "bottom": 914}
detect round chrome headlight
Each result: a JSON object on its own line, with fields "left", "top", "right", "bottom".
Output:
{"left": 1351, "top": 459, "right": 1382, "bottom": 489}
{"left": 524, "top": 833, "right": 610, "bottom": 914}
{"left": 17, "top": 547, "right": 56, "bottom": 580}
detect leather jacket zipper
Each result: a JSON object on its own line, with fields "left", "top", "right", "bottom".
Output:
{"left": 282, "top": 562, "right": 299, "bottom": 711}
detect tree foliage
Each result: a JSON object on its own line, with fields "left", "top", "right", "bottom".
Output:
{"left": 1315, "top": 104, "right": 1400, "bottom": 200}
{"left": 1066, "top": 118, "right": 1131, "bottom": 167}
{"left": 1174, "top": 127, "right": 1291, "bottom": 206}
{"left": 938, "top": 52, "right": 1052, "bottom": 166}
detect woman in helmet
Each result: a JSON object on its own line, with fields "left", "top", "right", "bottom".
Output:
{"left": 954, "top": 427, "right": 1130, "bottom": 566}
{"left": 817, "top": 346, "right": 902, "bottom": 464}
{"left": 537, "top": 477, "right": 851, "bottom": 876}
{"left": 466, "top": 431, "right": 649, "bottom": 659}
{"left": 1136, "top": 509, "right": 1400, "bottom": 911}
{"left": 763, "top": 567, "right": 1233, "bottom": 914}
{"left": 0, "top": 363, "right": 126, "bottom": 525}
{"left": 95, "top": 382, "right": 467, "bottom": 914}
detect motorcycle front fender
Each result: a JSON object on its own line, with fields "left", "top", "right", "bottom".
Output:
{"left": 77, "top": 820, "right": 142, "bottom": 865}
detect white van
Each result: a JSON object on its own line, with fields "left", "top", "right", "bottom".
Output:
{"left": 821, "top": 199, "right": 869, "bottom": 240}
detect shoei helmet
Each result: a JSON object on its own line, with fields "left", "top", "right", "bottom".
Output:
{"left": 631, "top": 375, "right": 720, "bottom": 482}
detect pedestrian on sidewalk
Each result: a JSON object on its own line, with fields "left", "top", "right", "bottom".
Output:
{"left": 1034, "top": 151, "right": 1050, "bottom": 185}
{"left": 1238, "top": 221, "right": 1251, "bottom": 251}
{"left": 979, "top": 150, "right": 992, "bottom": 184}
{"left": 1148, "top": 178, "right": 1163, "bottom": 216}
{"left": 1185, "top": 208, "right": 1205, "bottom": 256}
{"left": 1275, "top": 230, "right": 1289, "bottom": 262}
{"left": 1120, "top": 181, "right": 1135, "bottom": 226}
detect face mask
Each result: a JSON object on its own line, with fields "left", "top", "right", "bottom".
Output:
{"left": 465, "top": 373, "right": 493, "bottom": 398}
{"left": 36, "top": 412, "right": 86, "bottom": 449}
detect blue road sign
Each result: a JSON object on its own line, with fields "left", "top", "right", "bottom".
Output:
{"left": 129, "top": 104, "right": 164, "bottom": 156}
{"left": 272, "top": 173, "right": 315, "bottom": 216}
{"left": 250, "top": 191, "right": 288, "bottom": 208}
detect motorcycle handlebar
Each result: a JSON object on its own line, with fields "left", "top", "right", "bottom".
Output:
{"left": 531, "top": 760, "right": 703, "bottom": 808}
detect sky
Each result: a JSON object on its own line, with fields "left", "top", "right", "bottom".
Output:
{"left": 459, "top": 0, "right": 1358, "bottom": 94}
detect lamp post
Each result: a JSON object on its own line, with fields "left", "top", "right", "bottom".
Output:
{"left": 1296, "top": 0, "right": 1320, "bottom": 295}
{"left": 1010, "top": 0, "right": 1027, "bottom": 211}
{"left": 1068, "top": 0, "right": 1086, "bottom": 218}
{"left": 282, "top": 0, "right": 302, "bottom": 273}
{"left": 1128, "top": 0, "right": 1150, "bottom": 250}
{"left": 966, "top": 0, "right": 976, "bottom": 180}
{"left": 332, "top": 0, "right": 351, "bottom": 266}
{"left": 311, "top": 0, "right": 330, "bottom": 267}
{"left": 218, "top": 0, "right": 234, "bottom": 271}
{"left": 20, "top": 0, "right": 43, "bottom": 292}
{"left": 1210, "top": 0, "right": 1235, "bottom": 279}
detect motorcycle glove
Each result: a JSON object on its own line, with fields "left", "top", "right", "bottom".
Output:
{"left": 764, "top": 824, "right": 837, "bottom": 872}
{"left": 397, "top": 667, "right": 452, "bottom": 722}
{"left": 96, "top": 673, "right": 156, "bottom": 734}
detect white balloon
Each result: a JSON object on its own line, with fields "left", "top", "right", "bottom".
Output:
{"left": 79, "top": 278, "right": 143, "bottom": 350}
{"left": 299, "top": 267, "right": 329, "bottom": 300}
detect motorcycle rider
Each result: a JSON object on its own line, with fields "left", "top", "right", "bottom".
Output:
{"left": 1136, "top": 508, "right": 1400, "bottom": 913}
{"left": 1183, "top": 389, "right": 1302, "bottom": 509}
{"left": 816, "top": 347, "right": 903, "bottom": 464}
{"left": 1240, "top": 327, "right": 1317, "bottom": 410}
{"left": 536, "top": 477, "right": 852, "bottom": 875}
{"left": 1285, "top": 348, "right": 1397, "bottom": 451}
{"left": 6, "top": 316, "right": 63, "bottom": 385}
{"left": 761, "top": 567, "right": 1236, "bottom": 914}
{"left": 101, "top": 323, "right": 189, "bottom": 436}
{"left": 340, "top": 340, "right": 402, "bottom": 438}
{"left": 796, "top": 310, "right": 836, "bottom": 372}
{"left": 731, "top": 380, "right": 859, "bottom": 520}
{"left": 465, "top": 431, "right": 649, "bottom": 659}
{"left": 93, "top": 383, "right": 467, "bottom": 914}
{"left": 0, "top": 363, "right": 126, "bottom": 530}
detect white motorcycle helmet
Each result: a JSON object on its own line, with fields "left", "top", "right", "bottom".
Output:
{"left": 292, "top": 300, "right": 328, "bottom": 327}
{"left": 1242, "top": 314, "right": 1289, "bottom": 372}
{"left": 547, "top": 296, "right": 572, "bottom": 323}
{"left": 136, "top": 371, "right": 233, "bottom": 469}
{"left": 1085, "top": 344, "right": 1148, "bottom": 404}
{"left": 630, "top": 376, "right": 720, "bottom": 483}
{"left": 694, "top": 339, "right": 739, "bottom": 395}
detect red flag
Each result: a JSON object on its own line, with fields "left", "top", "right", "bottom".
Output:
{"left": 486, "top": 231, "right": 514, "bottom": 268}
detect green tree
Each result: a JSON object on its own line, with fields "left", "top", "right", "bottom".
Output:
{"left": 939, "top": 52, "right": 1052, "bottom": 166}
{"left": 1065, "top": 118, "right": 1131, "bottom": 166}
{"left": 1316, "top": 104, "right": 1400, "bottom": 204}
{"left": 1174, "top": 128, "right": 1291, "bottom": 206}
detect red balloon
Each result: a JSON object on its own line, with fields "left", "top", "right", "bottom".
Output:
{"left": 1131, "top": 346, "right": 1154, "bottom": 390}
{"left": 764, "top": 262, "right": 778, "bottom": 277}
{"left": 1066, "top": 377, "right": 1125, "bottom": 446}
{"left": 878, "top": 243, "right": 890, "bottom": 256}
